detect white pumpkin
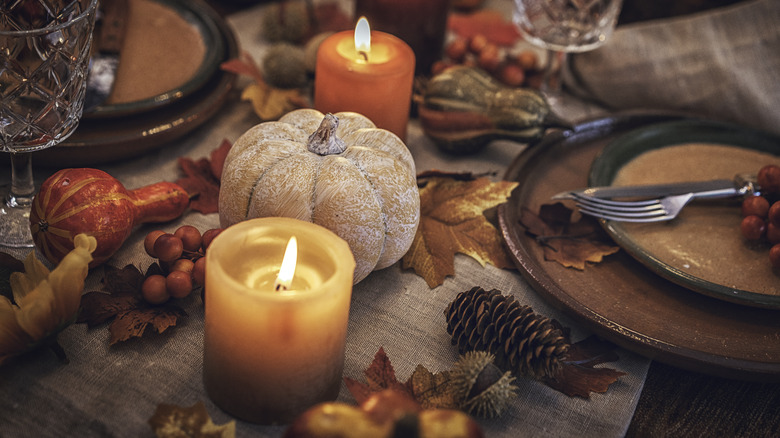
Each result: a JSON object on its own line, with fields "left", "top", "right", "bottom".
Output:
{"left": 219, "top": 109, "right": 420, "bottom": 283}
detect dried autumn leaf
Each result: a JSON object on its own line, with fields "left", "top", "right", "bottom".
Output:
{"left": 448, "top": 10, "right": 522, "bottom": 46}
{"left": 544, "top": 336, "right": 627, "bottom": 398}
{"left": 176, "top": 156, "right": 220, "bottom": 215}
{"left": 345, "top": 347, "right": 413, "bottom": 404}
{"left": 520, "top": 203, "right": 619, "bottom": 270}
{"left": 209, "top": 139, "right": 232, "bottom": 182}
{"left": 408, "top": 365, "right": 458, "bottom": 410}
{"left": 149, "top": 401, "right": 235, "bottom": 438}
{"left": 0, "top": 252, "right": 24, "bottom": 302}
{"left": 241, "top": 82, "right": 307, "bottom": 121}
{"left": 402, "top": 173, "right": 517, "bottom": 288}
{"left": 77, "top": 265, "right": 187, "bottom": 345}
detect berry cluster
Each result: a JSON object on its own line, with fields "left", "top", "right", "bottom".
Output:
{"left": 142, "top": 225, "right": 223, "bottom": 305}
{"left": 739, "top": 164, "right": 780, "bottom": 268}
{"left": 433, "top": 34, "right": 541, "bottom": 88}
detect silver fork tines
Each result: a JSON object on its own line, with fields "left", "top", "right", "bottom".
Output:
{"left": 572, "top": 192, "right": 696, "bottom": 222}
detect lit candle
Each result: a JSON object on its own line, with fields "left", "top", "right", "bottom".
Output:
{"left": 314, "top": 17, "right": 415, "bottom": 141}
{"left": 203, "top": 217, "right": 355, "bottom": 425}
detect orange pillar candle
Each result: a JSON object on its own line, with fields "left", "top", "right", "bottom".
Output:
{"left": 203, "top": 217, "right": 355, "bottom": 425}
{"left": 314, "top": 17, "right": 415, "bottom": 141}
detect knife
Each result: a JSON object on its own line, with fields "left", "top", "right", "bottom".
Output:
{"left": 84, "top": 0, "right": 128, "bottom": 113}
{"left": 551, "top": 176, "right": 758, "bottom": 200}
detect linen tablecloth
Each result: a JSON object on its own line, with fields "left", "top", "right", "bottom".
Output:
{"left": 0, "top": 3, "right": 654, "bottom": 437}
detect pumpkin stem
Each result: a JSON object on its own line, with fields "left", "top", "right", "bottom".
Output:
{"left": 307, "top": 113, "right": 347, "bottom": 155}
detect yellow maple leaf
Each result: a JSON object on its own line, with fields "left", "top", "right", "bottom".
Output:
{"left": 149, "top": 401, "right": 235, "bottom": 438}
{"left": 402, "top": 175, "right": 517, "bottom": 288}
{"left": 241, "top": 83, "right": 306, "bottom": 121}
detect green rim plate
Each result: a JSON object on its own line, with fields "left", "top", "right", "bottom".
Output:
{"left": 589, "top": 119, "right": 780, "bottom": 309}
{"left": 83, "top": 0, "right": 224, "bottom": 119}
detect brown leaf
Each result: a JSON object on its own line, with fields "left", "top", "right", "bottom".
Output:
{"left": 109, "top": 305, "right": 186, "bottom": 345}
{"left": 520, "top": 203, "right": 619, "bottom": 270}
{"left": 345, "top": 347, "right": 414, "bottom": 405}
{"left": 543, "top": 336, "right": 626, "bottom": 398}
{"left": 402, "top": 174, "right": 517, "bottom": 288}
{"left": 220, "top": 51, "right": 263, "bottom": 83}
{"left": 77, "top": 264, "right": 187, "bottom": 344}
{"left": 149, "top": 400, "right": 236, "bottom": 438}
{"left": 209, "top": 139, "right": 232, "bottom": 182}
{"left": 176, "top": 157, "right": 220, "bottom": 215}
{"left": 311, "top": 2, "right": 353, "bottom": 34}
{"left": 448, "top": 10, "right": 522, "bottom": 46}
{"left": 407, "top": 365, "right": 458, "bottom": 410}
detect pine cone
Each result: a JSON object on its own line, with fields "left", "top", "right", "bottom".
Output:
{"left": 445, "top": 287, "right": 569, "bottom": 380}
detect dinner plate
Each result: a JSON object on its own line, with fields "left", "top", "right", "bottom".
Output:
{"left": 497, "top": 111, "right": 780, "bottom": 381}
{"left": 30, "top": 0, "right": 237, "bottom": 167}
{"left": 83, "top": 0, "right": 225, "bottom": 119}
{"left": 588, "top": 120, "right": 780, "bottom": 309}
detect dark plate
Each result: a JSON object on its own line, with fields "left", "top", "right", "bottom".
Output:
{"left": 31, "top": 0, "right": 237, "bottom": 167}
{"left": 497, "top": 111, "right": 780, "bottom": 382}
{"left": 589, "top": 120, "right": 780, "bottom": 309}
{"left": 84, "top": 0, "right": 225, "bottom": 119}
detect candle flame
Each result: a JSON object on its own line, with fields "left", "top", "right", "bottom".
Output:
{"left": 274, "top": 236, "right": 297, "bottom": 291}
{"left": 355, "top": 16, "right": 370, "bottom": 62}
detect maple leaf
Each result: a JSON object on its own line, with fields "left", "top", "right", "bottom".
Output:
{"left": 221, "top": 50, "right": 309, "bottom": 121}
{"left": 77, "top": 265, "right": 187, "bottom": 345}
{"left": 176, "top": 157, "right": 220, "bottom": 215}
{"left": 402, "top": 172, "right": 517, "bottom": 288}
{"left": 544, "top": 336, "right": 627, "bottom": 398}
{"left": 408, "top": 365, "right": 458, "bottom": 410}
{"left": 149, "top": 401, "right": 235, "bottom": 438}
{"left": 209, "top": 139, "right": 232, "bottom": 182}
{"left": 519, "top": 203, "right": 620, "bottom": 270}
{"left": 345, "top": 347, "right": 414, "bottom": 405}
{"left": 448, "top": 10, "right": 522, "bottom": 46}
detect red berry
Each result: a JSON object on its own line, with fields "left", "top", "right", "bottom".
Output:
{"left": 193, "top": 256, "right": 206, "bottom": 287}
{"left": 170, "top": 258, "right": 195, "bottom": 275}
{"left": 767, "top": 223, "right": 780, "bottom": 244}
{"left": 201, "top": 228, "right": 223, "bottom": 251}
{"left": 144, "top": 230, "right": 166, "bottom": 258}
{"left": 154, "top": 233, "right": 184, "bottom": 262}
{"left": 444, "top": 38, "right": 467, "bottom": 62}
{"left": 769, "top": 201, "right": 780, "bottom": 227}
{"left": 740, "top": 215, "right": 766, "bottom": 241}
{"left": 770, "top": 244, "right": 780, "bottom": 269}
{"left": 142, "top": 275, "right": 169, "bottom": 305}
{"left": 741, "top": 196, "right": 770, "bottom": 218}
{"left": 166, "top": 270, "right": 193, "bottom": 299}
{"left": 174, "top": 225, "right": 203, "bottom": 253}
{"left": 758, "top": 164, "right": 780, "bottom": 194}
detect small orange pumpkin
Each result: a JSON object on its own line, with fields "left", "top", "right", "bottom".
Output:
{"left": 30, "top": 168, "right": 190, "bottom": 267}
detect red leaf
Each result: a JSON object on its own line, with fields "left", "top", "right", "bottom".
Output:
{"left": 345, "top": 347, "right": 414, "bottom": 404}
{"left": 176, "top": 157, "right": 220, "bottom": 215}
{"left": 220, "top": 51, "right": 263, "bottom": 82}
{"left": 209, "top": 139, "right": 232, "bottom": 182}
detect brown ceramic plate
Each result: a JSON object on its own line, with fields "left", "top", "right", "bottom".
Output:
{"left": 497, "top": 111, "right": 780, "bottom": 381}
{"left": 32, "top": 0, "right": 237, "bottom": 167}
{"left": 83, "top": 0, "right": 225, "bottom": 119}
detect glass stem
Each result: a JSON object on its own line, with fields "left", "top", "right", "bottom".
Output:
{"left": 542, "top": 50, "right": 567, "bottom": 94}
{"left": 7, "top": 152, "right": 35, "bottom": 208}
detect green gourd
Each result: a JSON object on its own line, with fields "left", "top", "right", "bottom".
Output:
{"left": 419, "top": 66, "right": 568, "bottom": 154}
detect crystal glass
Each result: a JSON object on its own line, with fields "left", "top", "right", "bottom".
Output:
{"left": 513, "top": 0, "right": 622, "bottom": 93}
{"left": 0, "top": 0, "right": 98, "bottom": 247}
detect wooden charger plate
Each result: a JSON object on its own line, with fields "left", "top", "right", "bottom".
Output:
{"left": 497, "top": 111, "right": 780, "bottom": 382}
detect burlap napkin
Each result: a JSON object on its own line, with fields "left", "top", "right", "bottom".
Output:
{"left": 565, "top": 0, "right": 780, "bottom": 135}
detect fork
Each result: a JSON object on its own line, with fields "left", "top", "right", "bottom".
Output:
{"left": 568, "top": 189, "right": 743, "bottom": 222}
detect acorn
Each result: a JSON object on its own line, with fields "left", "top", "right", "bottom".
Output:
{"left": 450, "top": 351, "right": 517, "bottom": 418}
{"left": 262, "top": 43, "right": 308, "bottom": 89}
{"left": 260, "top": 1, "right": 311, "bottom": 44}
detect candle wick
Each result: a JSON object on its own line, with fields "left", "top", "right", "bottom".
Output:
{"left": 358, "top": 50, "right": 368, "bottom": 62}
{"left": 275, "top": 283, "right": 289, "bottom": 292}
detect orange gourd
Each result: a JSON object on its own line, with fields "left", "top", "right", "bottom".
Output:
{"left": 30, "top": 168, "right": 190, "bottom": 267}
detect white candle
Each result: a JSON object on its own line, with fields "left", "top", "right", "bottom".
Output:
{"left": 203, "top": 217, "right": 355, "bottom": 424}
